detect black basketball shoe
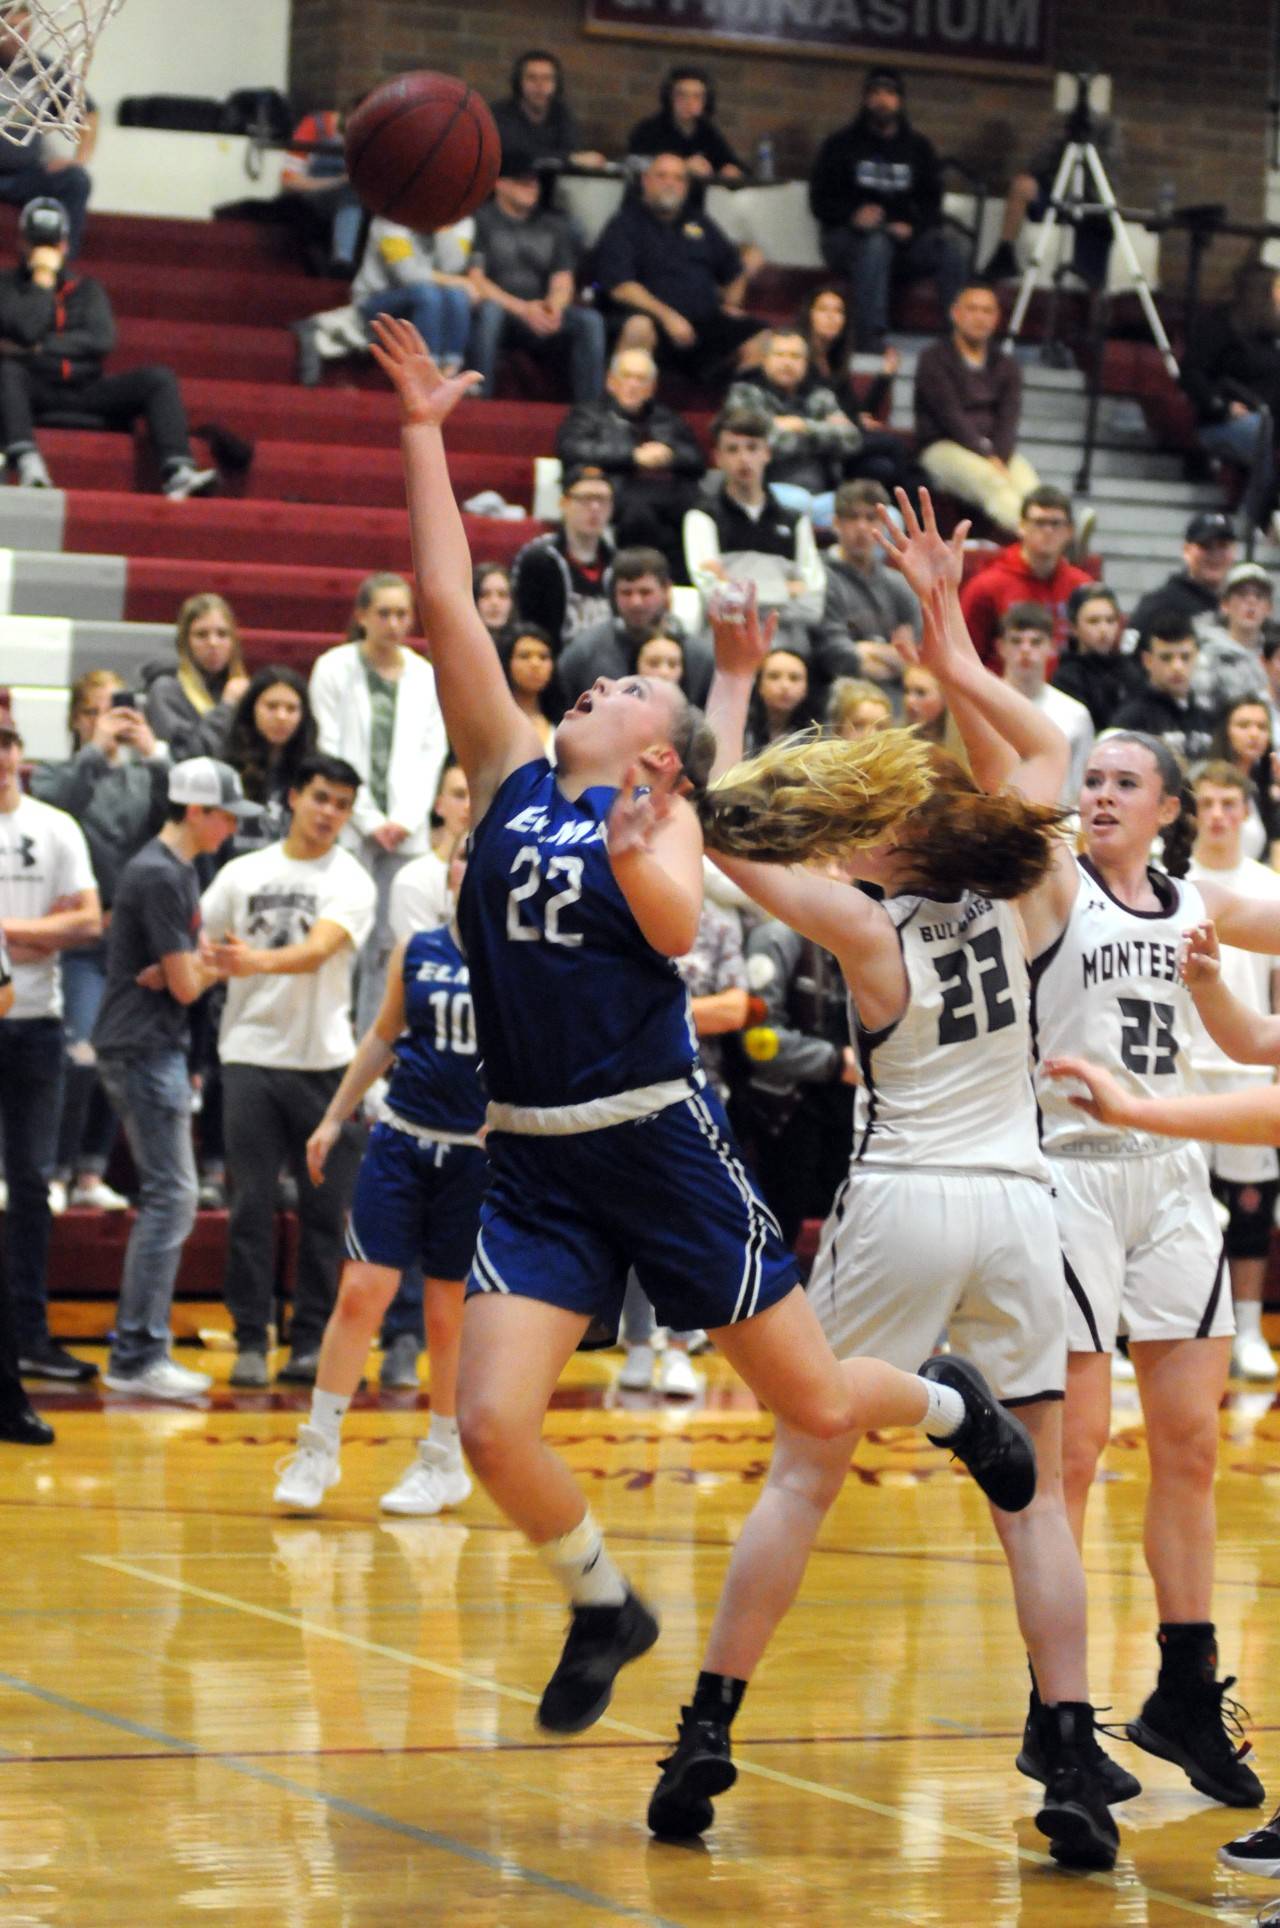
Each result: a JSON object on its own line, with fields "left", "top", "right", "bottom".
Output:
{"left": 1218, "top": 1803, "right": 1280, "bottom": 1875}
{"left": 917, "top": 1356, "right": 1036, "bottom": 1512}
{"left": 1127, "top": 1675, "right": 1265, "bottom": 1807}
{"left": 1017, "top": 1696, "right": 1142, "bottom": 1804}
{"left": 1033, "top": 1703, "right": 1121, "bottom": 1871}
{"left": 648, "top": 1706, "right": 737, "bottom": 1839}
{"left": 537, "top": 1588, "right": 659, "bottom": 1734}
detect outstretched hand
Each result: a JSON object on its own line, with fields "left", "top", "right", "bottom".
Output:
{"left": 876, "top": 488, "right": 969, "bottom": 605}
{"left": 1180, "top": 920, "right": 1221, "bottom": 991}
{"left": 708, "top": 581, "right": 778, "bottom": 678}
{"left": 368, "top": 314, "right": 483, "bottom": 427}
{"left": 1042, "top": 1055, "right": 1136, "bottom": 1127}
{"left": 607, "top": 759, "right": 683, "bottom": 860}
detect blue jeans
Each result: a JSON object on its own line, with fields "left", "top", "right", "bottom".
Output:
{"left": 468, "top": 299, "right": 606, "bottom": 402}
{"left": 1199, "top": 412, "right": 1266, "bottom": 469}
{"left": 0, "top": 162, "right": 90, "bottom": 255}
{"left": 96, "top": 1051, "right": 198, "bottom": 1375}
{"left": 0, "top": 1017, "right": 64, "bottom": 1351}
{"left": 820, "top": 222, "right": 968, "bottom": 348}
{"left": 56, "top": 943, "right": 116, "bottom": 1180}
{"left": 358, "top": 283, "right": 472, "bottom": 367}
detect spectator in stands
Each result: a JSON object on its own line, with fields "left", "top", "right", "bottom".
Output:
{"left": 808, "top": 66, "right": 966, "bottom": 351}
{"left": 308, "top": 573, "right": 447, "bottom": 1031}
{"left": 797, "top": 284, "right": 901, "bottom": 422}
{"left": 817, "top": 477, "right": 921, "bottom": 700}
{"left": 626, "top": 68, "right": 745, "bottom": 184}
{"left": 632, "top": 632, "right": 687, "bottom": 686}
{"left": 595, "top": 153, "right": 770, "bottom": 383}
{"left": 512, "top": 463, "right": 615, "bottom": 651}
{"left": 466, "top": 148, "right": 605, "bottom": 403}
{"left": 826, "top": 676, "right": 894, "bottom": 738}
{"left": 488, "top": 49, "right": 606, "bottom": 174}
{"left": 914, "top": 281, "right": 1039, "bottom": 535}
{"left": 474, "top": 561, "right": 516, "bottom": 650}
{"left": 0, "top": 198, "right": 216, "bottom": 496}
{"left": 389, "top": 759, "right": 471, "bottom": 943}
{"left": 500, "top": 624, "right": 562, "bottom": 755}
{"left": 1111, "top": 615, "right": 1216, "bottom": 764}
{"left": 555, "top": 345, "right": 704, "bottom": 579}
{"left": 684, "top": 404, "right": 825, "bottom": 651}
{"left": 741, "top": 912, "right": 855, "bottom": 1244}
{"left": 0, "top": 7, "right": 95, "bottom": 255}
{"left": 958, "top": 483, "right": 1091, "bottom": 667}
{"left": 221, "top": 666, "right": 317, "bottom": 858}
{"left": 1194, "top": 560, "right": 1276, "bottom": 715}
{"left": 91, "top": 759, "right": 256, "bottom": 1399}
{"left": 1128, "top": 510, "right": 1239, "bottom": 646}
{"left": 980, "top": 112, "right": 1117, "bottom": 291}
{"left": 143, "top": 593, "right": 250, "bottom": 761}
{"left": 201, "top": 753, "right": 374, "bottom": 1387}
{"left": 1050, "top": 583, "right": 1142, "bottom": 732}
{"left": 904, "top": 662, "right": 949, "bottom": 746}
{"left": 1182, "top": 263, "right": 1280, "bottom": 533}
{"left": 0, "top": 696, "right": 99, "bottom": 1383}
{"left": 278, "top": 105, "right": 362, "bottom": 276}
{"left": 745, "top": 646, "right": 820, "bottom": 753}
{"left": 31, "top": 670, "right": 167, "bottom": 1215}
{"left": 1266, "top": 633, "right": 1280, "bottom": 737}
{"left": 994, "top": 602, "right": 1093, "bottom": 804}
{"left": 0, "top": 931, "right": 52, "bottom": 1441}
{"left": 1207, "top": 698, "right": 1280, "bottom": 864}
{"left": 726, "top": 327, "right": 864, "bottom": 529}
{"left": 556, "top": 545, "right": 712, "bottom": 704}
{"left": 292, "top": 215, "right": 476, "bottom": 387}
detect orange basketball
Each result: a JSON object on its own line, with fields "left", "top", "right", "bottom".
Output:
{"left": 345, "top": 71, "right": 501, "bottom": 232}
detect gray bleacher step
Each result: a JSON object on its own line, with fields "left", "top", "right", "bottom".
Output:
{"left": 1, "top": 613, "right": 170, "bottom": 683}
{"left": 0, "top": 486, "right": 67, "bottom": 552}
{"left": 1020, "top": 444, "right": 1186, "bottom": 481}
{"left": 2, "top": 548, "right": 126, "bottom": 621}
{"left": 1084, "top": 475, "right": 1220, "bottom": 508}
{"left": 1084, "top": 502, "right": 1219, "bottom": 538}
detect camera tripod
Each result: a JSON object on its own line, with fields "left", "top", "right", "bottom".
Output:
{"left": 1006, "top": 74, "right": 1180, "bottom": 381}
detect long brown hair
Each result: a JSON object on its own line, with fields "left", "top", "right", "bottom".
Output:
{"left": 345, "top": 571, "right": 413, "bottom": 641}
{"left": 175, "top": 593, "right": 245, "bottom": 716}
{"left": 1100, "top": 730, "right": 1197, "bottom": 879}
{"left": 696, "top": 726, "right": 936, "bottom": 865}
{"left": 894, "top": 751, "right": 1073, "bottom": 899}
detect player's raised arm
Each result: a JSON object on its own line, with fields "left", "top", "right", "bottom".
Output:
{"left": 1181, "top": 919, "right": 1280, "bottom": 1065}
{"left": 370, "top": 315, "right": 544, "bottom": 815}
{"left": 1044, "top": 1054, "right": 1280, "bottom": 1147}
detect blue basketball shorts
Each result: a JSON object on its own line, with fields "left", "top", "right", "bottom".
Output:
{"left": 346, "top": 1122, "right": 487, "bottom": 1279}
{"left": 467, "top": 1086, "right": 797, "bottom": 1333}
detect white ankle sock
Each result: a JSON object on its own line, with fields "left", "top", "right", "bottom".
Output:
{"left": 1235, "top": 1301, "right": 1263, "bottom": 1340}
{"left": 309, "top": 1388, "right": 350, "bottom": 1449}
{"left": 920, "top": 1378, "right": 965, "bottom": 1438}
{"left": 537, "top": 1510, "right": 628, "bottom": 1607}
{"left": 429, "top": 1411, "right": 461, "bottom": 1455}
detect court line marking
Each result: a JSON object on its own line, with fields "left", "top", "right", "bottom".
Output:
{"left": 0, "top": 1666, "right": 688, "bottom": 1928}
{"left": 86, "top": 1554, "right": 1228, "bottom": 1918}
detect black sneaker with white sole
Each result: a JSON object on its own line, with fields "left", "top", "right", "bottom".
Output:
{"left": 648, "top": 1707, "right": 736, "bottom": 1838}
{"left": 1127, "top": 1676, "right": 1265, "bottom": 1807}
{"left": 917, "top": 1355, "right": 1036, "bottom": 1512}
{"left": 1033, "top": 1703, "right": 1120, "bottom": 1871}
{"left": 1017, "top": 1697, "right": 1142, "bottom": 1804}
{"left": 537, "top": 1588, "right": 659, "bottom": 1734}
{"left": 18, "top": 1341, "right": 97, "bottom": 1383}
{"left": 1219, "top": 1803, "right": 1280, "bottom": 1875}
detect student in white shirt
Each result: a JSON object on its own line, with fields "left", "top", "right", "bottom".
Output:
{"left": 0, "top": 702, "right": 100, "bottom": 1383}
{"left": 200, "top": 753, "right": 375, "bottom": 1387}
{"left": 996, "top": 601, "right": 1093, "bottom": 807}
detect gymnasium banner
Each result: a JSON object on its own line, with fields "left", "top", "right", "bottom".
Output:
{"left": 583, "top": 0, "right": 1054, "bottom": 69}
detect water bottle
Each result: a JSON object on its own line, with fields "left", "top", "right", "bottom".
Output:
{"left": 1155, "top": 178, "right": 1177, "bottom": 222}
{"left": 755, "top": 135, "right": 775, "bottom": 184}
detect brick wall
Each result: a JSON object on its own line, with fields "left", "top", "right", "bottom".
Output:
{"left": 288, "top": 0, "right": 1271, "bottom": 295}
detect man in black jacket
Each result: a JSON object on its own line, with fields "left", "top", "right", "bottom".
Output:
{"left": 808, "top": 67, "right": 966, "bottom": 350}
{"left": 555, "top": 346, "right": 704, "bottom": 577}
{"left": 511, "top": 462, "right": 615, "bottom": 651}
{"left": 1128, "top": 511, "right": 1239, "bottom": 646}
{"left": 626, "top": 68, "right": 744, "bottom": 184}
{"left": 0, "top": 198, "right": 215, "bottom": 496}
{"left": 1111, "top": 616, "right": 1216, "bottom": 764}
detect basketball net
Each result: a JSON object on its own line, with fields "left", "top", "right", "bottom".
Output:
{"left": 0, "top": 0, "right": 124, "bottom": 146}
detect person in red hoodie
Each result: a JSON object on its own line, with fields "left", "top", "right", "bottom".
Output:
{"left": 959, "top": 484, "right": 1093, "bottom": 668}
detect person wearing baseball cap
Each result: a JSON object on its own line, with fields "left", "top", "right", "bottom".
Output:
{"left": 1194, "top": 559, "right": 1276, "bottom": 714}
{"left": 90, "top": 758, "right": 258, "bottom": 1400}
{"left": 1130, "top": 511, "right": 1239, "bottom": 646}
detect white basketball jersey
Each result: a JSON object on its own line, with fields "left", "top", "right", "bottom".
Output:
{"left": 851, "top": 892, "right": 1047, "bottom": 1181}
{"left": 1033, "top": 856, "right": 1206, "bottom": 1155}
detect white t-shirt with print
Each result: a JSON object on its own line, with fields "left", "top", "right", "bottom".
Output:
{"left": 201, "top": 841, "right": 376, "bottom": 1070}
{"left": 0, "top": 794, "right": 96, "bottom": 1020}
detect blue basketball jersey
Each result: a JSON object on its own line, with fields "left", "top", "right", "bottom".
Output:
{"left": 456, "top": 758, "right": 698, "bottom": 1108}
{"left": 385, "top": 925, "right": 487, "bottom": 1136}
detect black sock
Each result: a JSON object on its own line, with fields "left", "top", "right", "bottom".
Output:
{"left": 1157, "top": 1621, "right": 1218, "bottom": 1687}
{"left": 692, "top": 1670, "right": 747, "bottom": 1725}
{"left": 1027, "top": 1656, "right": 1041, "bottom": 1712}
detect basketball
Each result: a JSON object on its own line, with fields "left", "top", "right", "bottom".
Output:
{"left": 344, "top": 71, "right": 501, "bottom": 233}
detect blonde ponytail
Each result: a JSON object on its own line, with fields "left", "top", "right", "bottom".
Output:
{"left": 697, "top": 726, "right": 936, "bottom": 865}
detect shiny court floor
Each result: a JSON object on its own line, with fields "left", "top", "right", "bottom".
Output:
{"left": 2, "top": 1344, "right": 1279, "bottom": 1926}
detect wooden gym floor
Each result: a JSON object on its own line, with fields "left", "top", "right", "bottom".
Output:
{"left": 2, "top": 1334, "right": 1278, "bottom": 1927}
